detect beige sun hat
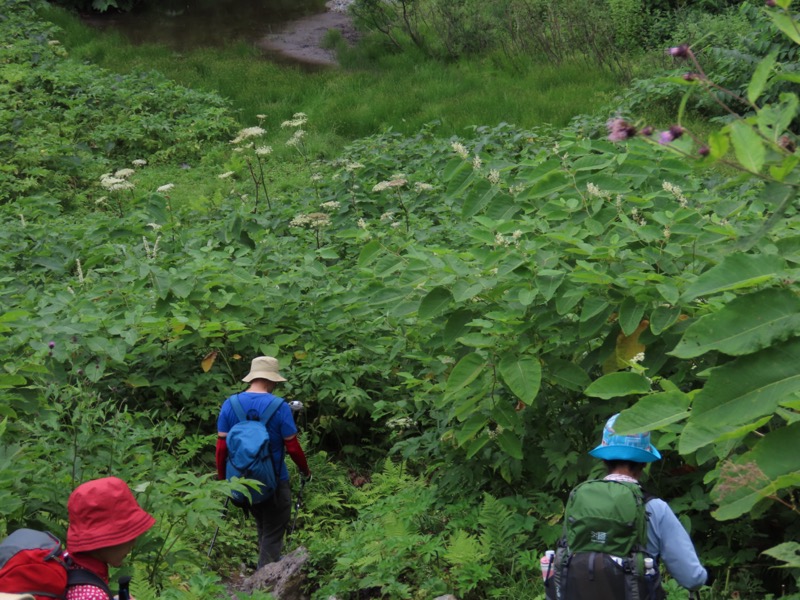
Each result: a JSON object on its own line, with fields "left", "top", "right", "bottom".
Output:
{"left": 242, "top": 356, "right": 287, "bottom": 383}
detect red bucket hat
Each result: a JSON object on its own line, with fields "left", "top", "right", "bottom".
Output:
{"left": 67, "top": 477, "right": 155, "bottom": 553}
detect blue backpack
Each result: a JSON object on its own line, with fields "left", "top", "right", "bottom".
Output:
{"left": 225, "top": 395, "right": 283, "bottom": 506}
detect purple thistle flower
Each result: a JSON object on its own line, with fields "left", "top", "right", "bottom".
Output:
{"left": 698, "top": 146, "right": 710, "bottom": 157}
{"left": 607, "top": 118, "right": 637, "bottom": 142}
{"left": 659, "top": 125, "right": 684, "bottom": 145}
{"left": 668, "top": 45, "right": 690, "bottom": 58}
{"left": 48, "top": 341, "right": 55, "bottom": 349}
{"left": 683, "top": 73, "right": 698, "bottom": 82}
{"left": 766, "top": 0, "right": 776, "bottom": 6}
{"left": 640, "top": 126, "right": 654, "bottom": 137}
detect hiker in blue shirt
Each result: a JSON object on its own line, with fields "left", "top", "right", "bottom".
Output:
{"left": 216, "top": 356, "right": 311, "bottom": 568}
{"left": 589, "top": 413, "right": 707, "bottom": 591}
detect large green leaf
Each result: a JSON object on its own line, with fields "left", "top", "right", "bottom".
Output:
{"left": 613, "top": 391, "right": 691, "bottom": 434}
{"left": 584, "top": 372, "right": 652, "bottom": 399}
{"left": 498, "top": 353, "right": 542, "bottom": 405}
{"left": 419, "top": 286, "right": 453, "bottom": 319}
{"left": 455, "top": 414, "right": 490, "bottom": 446}
{"left": 671, "top": 289, "right": 800, "bottom": 358}
{"left": 618, "top": 298, "right": 645, "bottom": 337}
{"left": 747, "top": 51, "right": 777, "bottom": 105}
{"left": 679, "top": 337, "right": 800, "bottom": 453}
{"left": 729, "top": 121, "right": 766, "bottom": 174}
{"left": 547, "top": 359, "right": 591, "bottom": 391}
{"left": 681, "top": 253, "right": 785, "bottom": 302}
{"left": 462, "top": 178, "right": 497, "bottom": 218}
{"left": 496, "top": 430, "right": 523, "bottom": 460}
{"left": 710, "top": 422, "right": 800, "bottom": 520}
{"left": 769, "top": 11, "right": 800, "bottom": 45}
{"left": 445, "top": 353, "right": 486, "bottom": 398}
{"left": 762, "top": 542, "right": 800, "bottom": 568}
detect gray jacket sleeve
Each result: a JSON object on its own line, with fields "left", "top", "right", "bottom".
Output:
{"left": 645, "top": 498, "right": 707, "bottom": 590}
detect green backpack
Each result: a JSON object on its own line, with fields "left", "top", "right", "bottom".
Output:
{"left": 546, "top": 479, "right": 665, "bottom": 600}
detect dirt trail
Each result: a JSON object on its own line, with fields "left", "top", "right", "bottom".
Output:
{"left": 257, "top": 0, "right": 358, "bottom": 67}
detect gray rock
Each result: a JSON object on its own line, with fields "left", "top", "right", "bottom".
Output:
{"left": 239, "top": 546, "right": 310, "bottom": 600}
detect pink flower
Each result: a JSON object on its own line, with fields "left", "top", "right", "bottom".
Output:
{"left": 668, "top": 45, "right": 690, "bottom": 58}
{"left": 607, "top": 118, "right": 637, "bottom": 142}
{"left": 659, "top": 125, "right": 684, "bottom": 145}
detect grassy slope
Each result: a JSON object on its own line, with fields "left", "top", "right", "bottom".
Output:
{"left": 41, "top": 3, "right": 622, "bottom": 157}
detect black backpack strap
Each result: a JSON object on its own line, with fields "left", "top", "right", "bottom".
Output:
{"left": 67, "top": 568, "right": 114, "bottom": 599}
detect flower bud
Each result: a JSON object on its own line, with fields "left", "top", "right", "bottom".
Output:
{"left": 668, "top": 44, "right": 690, "bottom": 59}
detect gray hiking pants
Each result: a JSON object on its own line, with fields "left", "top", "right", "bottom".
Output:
{"left": 253, "top": 479, "right": 292, "bottom": 568}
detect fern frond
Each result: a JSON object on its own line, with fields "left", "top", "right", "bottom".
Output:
{"left": 443, "top": 529, "right": 487, "bottom": 566}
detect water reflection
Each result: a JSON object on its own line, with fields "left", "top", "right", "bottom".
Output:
{"left": 82, "top": 0, "right": 326, "bottom": 50}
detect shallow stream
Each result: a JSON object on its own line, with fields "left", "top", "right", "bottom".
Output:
{"left": 81, "top": 0, "right": 329, "bottom": 59}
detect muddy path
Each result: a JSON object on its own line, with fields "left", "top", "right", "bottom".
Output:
{"left": 257, "top": 0, "right": 359, "bottom": 67}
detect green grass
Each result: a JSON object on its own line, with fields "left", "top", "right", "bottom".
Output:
{"left": 40, "top": 4, "right": 622, "bottom": 157}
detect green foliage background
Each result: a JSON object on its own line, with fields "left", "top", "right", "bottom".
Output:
{"left": 1, "top": 0, "right": 799, "bottom": 598}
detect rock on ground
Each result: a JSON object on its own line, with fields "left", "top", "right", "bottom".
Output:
{"left": 235, "top": 546, "right": 310, "bottom": 600}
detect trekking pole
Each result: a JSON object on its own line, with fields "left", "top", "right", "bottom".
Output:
{"left": 206, "top": 497, "right": 230, "bottom": 563}
{"left": 285, "top": 475, "right": 308, "bottom": 545}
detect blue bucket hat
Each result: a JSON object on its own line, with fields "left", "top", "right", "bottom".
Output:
{"left": 589, "top": 413, "right": 661, "bottom": 463}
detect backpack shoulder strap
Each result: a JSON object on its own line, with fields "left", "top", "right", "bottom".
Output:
{"left": 641, "top": 488, "right": 657, "bottom": 504}
{"left": 258, "top": 397, "right": 283, "bottom": 425}
{"left": 230, "top": 394, "right": 247, "bottom": 422}
{"left": 66, "top": 568, "right": 113, "bottom": 599}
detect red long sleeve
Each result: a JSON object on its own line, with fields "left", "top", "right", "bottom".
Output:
{"left": 284, "top": 436, "right": 310, "bottom": 476}
{"left": 215, "top": 437, "right": 228, "bottom": 481}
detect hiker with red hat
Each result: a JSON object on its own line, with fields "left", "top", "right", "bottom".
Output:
{"left": 215, "top": 356, "right": 311, "bottom": 568}
{"left": 65, "top": 477, "right": 155, "bottom": 600}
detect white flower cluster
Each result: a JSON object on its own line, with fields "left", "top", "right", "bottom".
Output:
{"left": 487, "top": 425, "right": 505, "bottom": 440}
{"left": 662, "top": 181, "right": 689, "bottom": 208}
{"left": 157, "top": 183, "right": 174, "bottom": 193}
{"left": 231, "top": 126, "right": 266, "bottom": 144}
{"left": 286, "top": 130, "right": 306, "bottom": 148}
{"left": 372, "top": 178, "right": 407, "bottom": 192}
{"left": 143, "top": 235, "right": 161, "bottom": 260}
{"left": 290, "top": 212, "right": 331, "bottom": 229}
{"left": 586, "top": 182, "right": 611, "bottom": 199}
{"left": 281, "top": 112, "right": 308, "bottom": 128}
{"left": 451, "top": 141, "right": 469, "bottom": 159}
{"left": 320, "top": 201, "right": 341, "bottom": 211}
{"left": 494, "top": 230, "right": 523, "bottom": 247}
{"left": 386, "top": 416, "right": 416, "bottom": 430}
{"left": 414, "top": 182, "right": 433, "bottom": 192}
{"left": 255, "top": 145, "right": 273, "bottom": 156}
{"left": 100, "top": 169, "right": 135, "bottom": 191}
